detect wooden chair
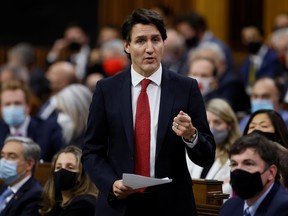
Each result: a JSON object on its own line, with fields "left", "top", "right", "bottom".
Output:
{"left": 34, "top": 162, "right": 51, "bottom": 186}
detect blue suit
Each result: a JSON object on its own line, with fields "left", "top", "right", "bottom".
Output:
{"left": 0, "top": 177, "right": 43, "bottom": 216}
{"left": 0, "top": 117, "right": 64, "bottom": 162}
{"left": 82, "top": 67, "right": 215, "bottom": 216}
{"left": 219, "top": 182, "right": 288, "bottom": 216}
{"left": 240, "top": 47, "right": 283, "bottom": 87}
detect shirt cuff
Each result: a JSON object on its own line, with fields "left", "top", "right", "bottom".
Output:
{"left": 182, "top": 128, "right": 198, "bottom": 148}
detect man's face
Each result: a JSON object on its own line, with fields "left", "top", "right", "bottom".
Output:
{"left": 176, "top": 22, "right": 196, "bottom": 40}
{"left": 251, "top": 79, "right": 279, "bottom": 110}
{"left": 230, "top": 148, "right": 269, "bottom": 185}
{"left": 124, "top": 24, "right": 164, "bottom": 76}
{"left": 241, "top": 27, "right": 262, "bottom": 45}
{"left": 188, "top": 58, "right": 214, "bottom": 78}
{"left": 1, "top": 142, "right": 30, "bottom": 183}
{"left": 1, "top": 89, "right": 29, "bottom": 115}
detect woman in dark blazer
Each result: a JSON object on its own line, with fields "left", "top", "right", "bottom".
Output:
{"left": 39, "top": 145, "right": 98, "bottom": 216}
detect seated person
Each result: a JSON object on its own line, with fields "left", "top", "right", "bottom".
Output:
{"left": 39, "top": 145, "right": 98, "bottom": 216}
{"left": 219, "top": 133, "right": 288, "bottom": 216}
{"left": 240, "top": 25, "right": 283, "bottom": 94}
{"left": 239, "top": 77, "right": 288, "bottom": 133}
{"left": 0, "top": 80, "right": 64, "bottom": 162}
{"left": 0, "top": 136, "right": 43, "bottom": 215}
{"left": 243, "top": 109, "right": 288, "bottom": 148}
{"left": 242, "top": 109, "right": 288, "bottom": 189}
{"left": 188, "top": 42, "right": 250, "bottom": 114}
{"left": 187, "top": 98, "right": 241, "bottom": 198}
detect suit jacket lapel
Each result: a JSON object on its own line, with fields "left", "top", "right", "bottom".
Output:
{"left": 255, "top": 182, "right": 279, "bottom": 215}
{"left": 120, "top": 70, "right": 134, "bottom": 154}
{"left": 156, "top": 70, "right": 175, "bottom": 157}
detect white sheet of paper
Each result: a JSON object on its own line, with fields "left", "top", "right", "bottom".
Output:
{"left": 122, "top": 173, "right": 172, "bottom": 189}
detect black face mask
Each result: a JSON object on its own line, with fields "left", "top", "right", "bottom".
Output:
{"left": 185, "top": 36, "right": 199, "bottom": 49}
{"left": 230, "top": 169, "right": 264, "bottom": 199}
{"left": 54, "top": 169, "right": 79, "bottom": 191}
{"left": 68, "top": 42, "right": 82, "bottom": 52}
{"left": 247, "top": 42, "right": 262, "bottom": 54}
{"left": 251, "top": 130, "right": 278, "bottom": 143}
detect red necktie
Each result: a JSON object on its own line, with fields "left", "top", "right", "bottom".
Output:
{"left": 135, "top": 79, "right": 151, "bottom": 178}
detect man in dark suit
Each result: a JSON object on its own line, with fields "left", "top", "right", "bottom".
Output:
{"left": 82, "top": 8, "right": 215, "bottom": 216}
{"left": 240, "top": 25, "right": 283, "bottom": 95}
{"left": 219, "top": 133, "right": 288, "bottom": 216}
{"left": 0, "top": 80, "right": 64, "bottom": 162}
{"left": 0, "top": 136, "right": 43, "bottom": 216}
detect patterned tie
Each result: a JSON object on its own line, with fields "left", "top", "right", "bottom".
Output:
{"left": 134, "top": 79, "right": 151, "bottom": 178}
{"left": 244, "top": 207, "right": 251, "bottom": 216}
{"left": 0, "top": 188, "right": 13, "bottom": 212}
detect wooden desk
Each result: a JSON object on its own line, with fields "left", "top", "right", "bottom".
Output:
{"left": 192, "top": 179, "right": 229, "bottom": 216}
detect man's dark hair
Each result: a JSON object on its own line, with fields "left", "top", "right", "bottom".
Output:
{"left": 121, "top": 8, "right": 167, "bottom": 43}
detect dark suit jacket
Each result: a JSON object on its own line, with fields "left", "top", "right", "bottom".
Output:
{"left": 44, "top": 194, "right": 97, "bottom": 216}
{"left": 219, "top": 182, "right": 288, "bottom": 216}
{"left": 0, "top": 116, "right": 64, "bottom": 162}
{"left": 82, "top": 67, "right": 215, "bottom": 216}
{"left": 240, "top": 47, "right": 283, "bottom": 87}
{"left": 0, "top": 177, "right": 43, "bottom": 216}
{"left": 205, "top": 71, "right": 251, "bottom": 113}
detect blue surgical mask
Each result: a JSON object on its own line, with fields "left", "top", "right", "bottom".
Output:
{"left": 2, "top": 105, "right": 26, "bottom": 127}
{"left": 210, "top": 127, "right": 229, "bottom": 145}
{"left": 251, "top": 99, "right": 274, "bottom": 113}
{"left": 0, "top": 159, "right": 20, "bottom": 184}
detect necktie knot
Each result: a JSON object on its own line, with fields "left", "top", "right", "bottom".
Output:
{"left": 141, "top": 79, "right": 151, "bottom": 92}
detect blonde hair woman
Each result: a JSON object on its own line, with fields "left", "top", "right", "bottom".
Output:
{"left": 187, "top": 98, "right": 241, "bottom": 197}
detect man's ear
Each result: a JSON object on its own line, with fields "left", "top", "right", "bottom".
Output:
{"left": 268, "top": 164, "right": 278, "bottom": 180}
{"left": 26, "top": 159, "right": 35, "bottom": 172}
{"left": 124, "top": 41, "right": 130, "bottom": 54}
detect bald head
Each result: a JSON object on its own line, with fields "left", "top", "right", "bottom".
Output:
{"left": 46, "top": 61, "right": 78, "bottom": 95}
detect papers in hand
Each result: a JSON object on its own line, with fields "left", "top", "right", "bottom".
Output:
{"left": 123, "top": 173, "right": 172, "bottom": 189}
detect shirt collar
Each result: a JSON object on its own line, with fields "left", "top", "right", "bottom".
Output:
{"left": 131, "top": 64, "right": 162, "bottom": 87}
{"left": 244, "top": 182, "right": 274, "bottom": 215}
{"left": 10, "top": 175, "right": 31, "bottom": 194}
{"left": 10, "top": 116, "right": 31, "bottom": 137}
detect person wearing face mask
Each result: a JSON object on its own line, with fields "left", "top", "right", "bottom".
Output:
{"left": 240, "top": 25, "right": 283, "bottom": 95}
{"left": 46, "top": 23, "right": 91, "bottom": 81}
{"left": 187, "top": 56, "right": 218, "bottom": 97}
{"left": 219, "top": 133, "right": 288, "bottom": 216}
{"left": 0, "top": 80, "right": 64, "bottom": 162}
{"left": 0, "top": 136, "right": 43, "bottom": 216}
{"left": 187, "top": 43, "right": 250, "bottom": 114}
{"left": 239, "top": 77, "right": 288, "bottom": 133}
{"left": 39, "top": 145, "right": 98, "bottom": 216}
{"left": 53, "top": 83, "right": 93, "bottom": 147}
{"left": 186, "top": 98, "right": 241, "bottom": 198}
{"left": 174, "top": 11, "right": 236, "bottom": 76}
{"left": 243, "top": 109, "right": 288, "bottom": 148}
{"left": 242, "top": 109, "right": 288, "bottom": 190}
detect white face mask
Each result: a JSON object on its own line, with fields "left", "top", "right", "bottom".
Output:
{"left": 193, "top": 77, "right": 214, "bottom": 96}
{"left": 57, "top": 113, "right": 75, "bottom": 144}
